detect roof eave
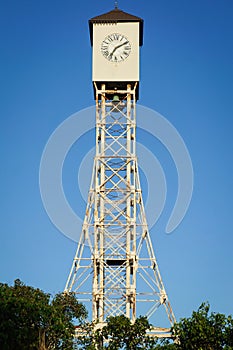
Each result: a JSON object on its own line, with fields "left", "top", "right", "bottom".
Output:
{"left": 89, "top": 9, "right": 143, "bottom": 46}
{"left": 89, "top": 19, "right": 143, "bottom": 46}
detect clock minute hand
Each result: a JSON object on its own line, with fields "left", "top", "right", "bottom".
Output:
{"left": 110, "top": 41, "right": 129, "bottom": 57}
{"left": 115, "top": 41, "right": 129, "bottom": 50}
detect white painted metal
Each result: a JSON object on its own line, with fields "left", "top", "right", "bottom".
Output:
{"left": 65, "top": 83, "right": 176, "bottom": 336}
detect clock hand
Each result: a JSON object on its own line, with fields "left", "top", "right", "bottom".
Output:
{"left": 115, "top": 41, "right": 129, "bottom": 50}
{"left": 110, "top": 41, "right": 129, "bottom": 58}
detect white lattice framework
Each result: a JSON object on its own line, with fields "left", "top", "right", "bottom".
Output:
{"left": 65, "top": 83, "right": 176, "bottom": 337}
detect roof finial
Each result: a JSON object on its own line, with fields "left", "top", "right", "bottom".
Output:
{"left": 114, "top": 0, "right": 118, "bottom": 9}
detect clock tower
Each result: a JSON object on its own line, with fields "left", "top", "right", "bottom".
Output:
{"left": 65, "top": 6, "right": 176, "bottom": 338}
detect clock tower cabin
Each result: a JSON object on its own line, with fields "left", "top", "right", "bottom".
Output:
{"left": 89, "top": 7, "right": 143, "bottom": 99}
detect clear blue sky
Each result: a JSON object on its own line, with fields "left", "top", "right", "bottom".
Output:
{"left": 1, "top": 0, "right": 233, "bottom": 322}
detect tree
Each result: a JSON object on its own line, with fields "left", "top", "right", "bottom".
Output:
{"left": 172, "top": 303, "right": 233, "bottom": 350}
{"left": 102, "top": 315, "right": 157, "bottom": 350}
{"left": 225, "top": 315, "right": 233, "bottom": 349}
{"left": 77, "top": 315, "right": 157, "bottom": 350}
{"left": 0, "top": 279, "right": 87, "bottom": 350}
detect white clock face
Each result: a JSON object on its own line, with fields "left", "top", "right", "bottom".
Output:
{"left": 101, "top": 33, "right": 131, "bottom": 62}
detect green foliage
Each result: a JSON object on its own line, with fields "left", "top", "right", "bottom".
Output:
{"left": 1, "top": 281, "right": 232, "bottom": 350}
{"left": 77, "top": 315, "right": 157, "bottom": 350}
{"left": 0, "top": 279, "right": 87, "bottom": 350}
{"left": 172, "top": 302, "right": 233, "bottom": 350}
{"left": 101, "top": 315, "right": 157, "bottom": 350}
{"left": 152, "top": 339, "right": 177, "bottom": 350}
{"left": 77, "top": 304, "right": 233, "bottom": 350}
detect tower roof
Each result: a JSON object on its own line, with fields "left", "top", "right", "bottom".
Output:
{"left": 89, "top": 8, "right": 143, "bottom": 46}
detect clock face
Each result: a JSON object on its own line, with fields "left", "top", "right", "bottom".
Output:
{"left": 101, "top": 33, "right": 131, "bottom": 62}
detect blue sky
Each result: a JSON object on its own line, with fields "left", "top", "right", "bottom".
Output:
{"left": 1, "top": 0, "right": 233, "bottom": 323}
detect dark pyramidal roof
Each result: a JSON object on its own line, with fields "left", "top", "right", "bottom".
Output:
{"left": 89, "top": 8, "right": 143, "bottom": 46}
